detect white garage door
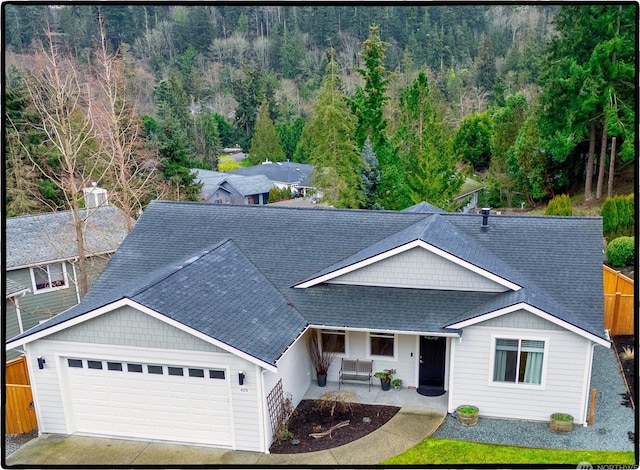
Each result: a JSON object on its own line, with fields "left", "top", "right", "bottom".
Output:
{"left": 64, "top": 357, "right": 232, "bottom": 446}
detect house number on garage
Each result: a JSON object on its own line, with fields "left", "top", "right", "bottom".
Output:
{"left": 239, "top": 386, "right": 249, "bottom": 393}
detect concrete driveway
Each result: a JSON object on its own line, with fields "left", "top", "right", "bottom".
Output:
{"left": 5, "top": 410, "right": 446, "bottom": 466}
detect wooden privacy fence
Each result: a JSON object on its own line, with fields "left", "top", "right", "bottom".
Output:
{"left": 603, "top": 265, "right": 635, "bottom": 337}
{"left": 5, "top": 355, "right": 38, "bottom": 434}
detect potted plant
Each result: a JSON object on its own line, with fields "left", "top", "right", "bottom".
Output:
{"left": 374, "top": 369, "right": 396, "bottom": 391}
{"left": 455, "top": 405, "right": 479, "bottom": 426}
{"left": 549, "top": 413, "right": 574, "bottom": 433}
{"left": 391, "top": 378, "right": 403, "bottom": 390}
{"left": 306, "top": 332, "right": 336, "bottom": 387}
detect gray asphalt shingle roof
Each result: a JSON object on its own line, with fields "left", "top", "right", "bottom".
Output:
{"left": 229, "top": 162, "right": 313, "bottom": 185}
{"left": 8, "top": 201, "right": 606, "bottom": 362}
{"left": 194, "top": 169, "right": 274, "bottom": 199}
{"left": 6, "top": 206, "right": 132, "bottom": 269}
{"left": 6, "top": 279, "right": 29, "bottom": 298}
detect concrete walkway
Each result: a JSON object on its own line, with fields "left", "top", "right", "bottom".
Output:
{"left": 5, "top": 408, "right": 446, "bottom": 466}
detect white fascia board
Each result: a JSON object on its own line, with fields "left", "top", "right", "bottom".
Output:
{"left": 6, "top": 298, "right": 277, "bottom": 372}
{"left": 445, "top": 302, "right": 610, "bottom": 347}
{"left": 308, "top": 324, "right": 461, "bottom": 338}
{"left": 294, "top": 239, "right": 521, "bottom": 291}
{"left": 273, "top": 325, "right": 310, "bottom": 365}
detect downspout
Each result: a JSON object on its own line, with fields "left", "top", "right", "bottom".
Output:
{"left": 14, "top": 292, "right": 27, "bottom": 333}
{"left": 259, "top": 368, "right": 270, "bottom": 453}
{"left": 581, "top": 342, "right": 599, "bottom": 427}
{"left": 447, "top": 336, "right": 459, "bottom": 414}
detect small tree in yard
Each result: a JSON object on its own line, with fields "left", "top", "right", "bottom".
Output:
{"left": 545, "top": 194, "right": 573, "bottom": 216}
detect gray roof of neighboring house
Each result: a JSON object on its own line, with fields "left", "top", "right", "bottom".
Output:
{"left": 402, "top": 202, "right": 447, "bottom": 214}
{"left": 8, "top": 202, "right": 606, "bottom": 363}
{"left": 229, "top": 162, "right": 313, "bottom": 185}
{"left": 6, "top": 279, "right": 29, "bottom": 298}
{"left": 194, "top": 169, "right": 273, "bottom": 199}
{"left": 6, "top": 206, "right": 132, "bottom": 269}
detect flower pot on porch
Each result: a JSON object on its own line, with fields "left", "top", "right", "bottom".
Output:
{"left": 317, "top": 374, "right": 327, "bottom": 387}
{"left": 549, "top": 413, "right": 573, "bottom": 433}
{"left": 380, "top": 378, "right": 391, "bottom": 391}
{"left": 456, "top": 405, "right": 479, "bottom": 426}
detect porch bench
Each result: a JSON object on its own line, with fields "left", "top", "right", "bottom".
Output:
{"left": 338, "top": 358, "right": 373, "bottom": 391}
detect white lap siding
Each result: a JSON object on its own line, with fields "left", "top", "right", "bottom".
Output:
{"left": 449, "top": 309, "right": 592, "bottom": 424}
{"left": 25, "top": 305, "right": 264, "bottom": 451}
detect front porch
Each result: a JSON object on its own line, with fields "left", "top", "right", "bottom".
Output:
{"left": 302, "top": 380, "right": 448, "bottom": 415}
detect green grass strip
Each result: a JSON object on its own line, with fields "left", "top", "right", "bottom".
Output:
{"left": 382, "top": 437, "right": 636, "bottom": 465}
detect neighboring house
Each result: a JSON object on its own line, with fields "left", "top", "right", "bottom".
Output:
{"left": 5, "top": 204, "right": 132, "bottom": 361}
{"left": 454, "top": 177, "right": 485, "bottom": 213}
{"left": 229, "top": 160, "right": 314, "bottom": 195}
{"left": 7, "top": 202, "right": 608, "bottom": 453}
{"left": 194, "top": 169, "right": 274, "bottom": 205}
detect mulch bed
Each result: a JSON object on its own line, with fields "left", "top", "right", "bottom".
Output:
{"left": 269, "top": 400, "right": 400, "bottom": 454}
{"left": 612, "top": 335, "right": 635, "bottom": 410}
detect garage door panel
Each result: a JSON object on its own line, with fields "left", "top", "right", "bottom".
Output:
{"left": 64, "top": 357, "right": 232, "bottom": 446}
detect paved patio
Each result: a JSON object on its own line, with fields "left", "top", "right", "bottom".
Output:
{"left": 303, "top": 381, "right": 449, "bottom": 415}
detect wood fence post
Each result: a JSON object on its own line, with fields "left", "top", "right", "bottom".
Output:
{"left": 613, "top": 292, "right": 622, "bottom": 336}
{"left": 588, "top": 388, "right": 597, "bottom": 425}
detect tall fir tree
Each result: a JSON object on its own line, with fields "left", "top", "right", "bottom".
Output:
{"left": 303, "top": 50, "right": 364, "bottom": 208}
{"left": 395, "top": 70, "right": 461, "bottom": 208}
{"left": 248, "top": 101, "right": 286, "bottom": 165}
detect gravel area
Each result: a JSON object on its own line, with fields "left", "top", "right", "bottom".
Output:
{"left": 433, "top": 345, "right": 635, "bottom": 451}
{"left": 5, "top": 430, "right": 38, "bottom": 456}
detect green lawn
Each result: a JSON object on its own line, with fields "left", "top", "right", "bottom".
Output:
{"left": 382, "top": 437, "right": 636, "bottom": 465}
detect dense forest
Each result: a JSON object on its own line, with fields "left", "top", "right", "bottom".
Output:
{"left": 4, "top": 4, "right": 636, "bottom": 217}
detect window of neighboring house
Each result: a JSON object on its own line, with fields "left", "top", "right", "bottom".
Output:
{"left": 493, "top": 338, "right": 545, "bottom": 385}
{"left": 320, "top": 330, "right": 346, "bottom": 354}
{"left": 31, "top": 262, "right": 68, "bottom": 294}
{"left": 369, "top": 332, "right": 396, "bottom": 358}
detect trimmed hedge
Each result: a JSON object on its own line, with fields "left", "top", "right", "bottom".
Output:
{"left": 606, "top": 236, "right": 635, "bottom": 267}
{"left": 602, "top": 194, "right": 634, "bottom": 238}
{"left": 545, "top": 194, "right": 573, "bottom": 216}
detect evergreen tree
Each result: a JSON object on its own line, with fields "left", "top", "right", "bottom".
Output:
{"left": 303, "top": 50, "right": 364, "bottom": 208}
{"left": 248, "top": 101, "right": 286, "bottom": 165}
{"left": 395, "top": 70, "right": 462, "bottom": 208}
{"left": 276, "top": 117, "right": 305, "bottom": 161}
{"left": 361, "top": 138, "right": 381, "bottom": 209}
{"left": 488, "top": 93, "right": 528, "bottom": 206}
{"left": 539, "top": 5, "right": 636, "bottom": 201}
{"left": 351, "top": 24, "right": 393, "bottom": 151}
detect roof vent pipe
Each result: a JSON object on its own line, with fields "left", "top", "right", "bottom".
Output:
{"left": 481, "top": 208, "right": 490, "bottom": 231}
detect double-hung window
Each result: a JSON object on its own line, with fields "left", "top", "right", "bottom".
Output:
{"left": 493, "top": 338, "right": 545, "bottom": 385}
{"left": 31, "top": 262, "right": 68, "bottom": 293}
{"left": 320, "top": 330, "right": 346, "bottom": 354}
{"left": 369, "top": 332, "right": 396, "bottom": 358}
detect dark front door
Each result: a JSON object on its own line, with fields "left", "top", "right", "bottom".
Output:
{"left": 418, "top": 336, "right": 446, "bottom": 390}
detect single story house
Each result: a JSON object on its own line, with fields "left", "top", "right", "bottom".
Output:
{"left": 7, "top": 202, "right": 608, "bottom": 453}
{"left": 229, "top": 160, "right": 314, "bottom": 195}
{"left": 193, "top": 169, "right": 274, "bottom": 205}
{"left": 5, "top": 204, "right": 132, "bottom": 361}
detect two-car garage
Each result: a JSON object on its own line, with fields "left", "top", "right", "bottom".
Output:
{"left": 63, "top": 356, "right": 233, "bottom": 446}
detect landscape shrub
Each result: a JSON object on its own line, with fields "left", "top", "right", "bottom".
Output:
{"left": 606, "top": 236, "right": 635, "bottom": 267}
{"left": 545, "top": 194, "right": 572, "bottom": 216}
{"left": 602, "top": 194, "right": 634, "bottom": 238}
{"left": 269, "top": 186, "right": 293, "bottom": 202}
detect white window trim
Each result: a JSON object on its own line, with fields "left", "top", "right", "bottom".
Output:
{"left": 318, "top": 329, "right": 349, "bottom": 357}
{"left": 366, "top": 331, "right": 398, "bottom": 361}
{"left": 29, "top": 262, "right": 69, "bottom": 295}
{"left": 488, "top": 334, "right": 549, "bottom": 390}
